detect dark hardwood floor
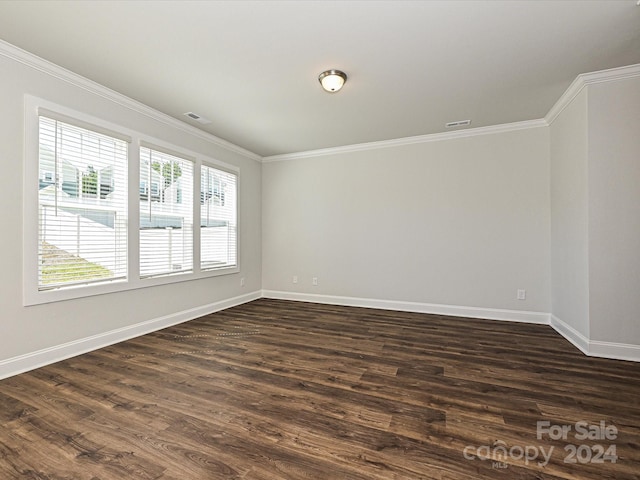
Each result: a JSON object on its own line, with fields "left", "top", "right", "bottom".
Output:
{"left": 1, "top": 298, "right": 639, "bottom": 479}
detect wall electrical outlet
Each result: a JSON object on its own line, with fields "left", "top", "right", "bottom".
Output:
{"left": 292, "top": 275, "right": 298, "bottom": 284}
{"left": 517, "top": 289, "right": 526, "bottom": 300}
{"left": 240, "top": 277, "right": 245, "bottom": 287}
{"left": 312, "top": 277, "right": 318, "bottom": 286}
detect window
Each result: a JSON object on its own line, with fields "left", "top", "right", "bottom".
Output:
{"left": 37, "top": 115, "right": 128, "bottom": 290}
{"left": 26, "top": 97, "right": 240, "bottom": 305}
{"left": 139, "top": 146, "right": 194, "bottom": 278}
{"left": 201, "top": 165, "right": 237, "bottom": 270}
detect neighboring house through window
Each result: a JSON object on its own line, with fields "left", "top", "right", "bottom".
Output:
{"left": 25, "top": 97, "right": 240, "bottom": 305}
{"left": 38, "top": 115, "right": 128, "bottom": 289}
{"left": 201, "top": 164, "right": 237, "bottom": 271}
{"left": 139, "top": 146, "right": 194, "bottom": 278}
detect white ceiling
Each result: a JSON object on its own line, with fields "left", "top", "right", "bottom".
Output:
{"left": 1, "top": 0, "right": 639, "bottom": 157}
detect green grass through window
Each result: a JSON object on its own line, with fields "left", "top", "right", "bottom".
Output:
{"left": 40, "top": 242, "right": 112, "bottom": 285}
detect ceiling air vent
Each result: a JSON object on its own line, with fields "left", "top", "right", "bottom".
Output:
{"left": 445, "top": 120, "right": 471, "bottom": 128}
{"left": 184, "top": 112, "right": 212, "bottom": 125}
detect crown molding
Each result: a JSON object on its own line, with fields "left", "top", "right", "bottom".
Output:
{"left": 4, "top": 37, "right": 639, "bottom": 164}
{"left": 545, "top": 63, "right": 640, "bottom": 125}
{"left": 0, "top": 39, "right": 262, "bottom": 163}
{"left": 262, "top": 119, "right": 547, "bottom": 163}
{"left": 265, "top": 62, "right": 640, "bottom": 163}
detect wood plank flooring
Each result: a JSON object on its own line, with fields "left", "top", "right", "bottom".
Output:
{"left": 1, "top": 298, "right": 639, "bottom": 479}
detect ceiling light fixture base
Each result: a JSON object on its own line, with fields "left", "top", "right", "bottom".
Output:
{"left": 318, "top": 69, "right": 347, "bottom": 93}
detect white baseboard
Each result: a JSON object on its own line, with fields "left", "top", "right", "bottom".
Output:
{"left": 261, "top": 290, "right": 550, "bottom": 324}
{"left": 549, "top": 314, "right": 590, "bottom": 355}
{"left": 587, "top": 340, "right": 640, "bottom": 363}
{"left": 0, "top": 290, "right": 261, "bottom": 380}
{"left": 550, "top": 314, "right": 640, "bottom": 362}
{"left": 265, "top": 291, "right": 640, "bottom": 362}
{"left": 4, "top": 290, "right": 638, "bottom": 380}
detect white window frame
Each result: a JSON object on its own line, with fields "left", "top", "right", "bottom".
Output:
{"left": 200, "top": 161, "right": 239, "bottom": 272}
{"left": 24, "top": 96, "right": 240, "bottom": 306}
{"left": 139, "top": 143, "right": 196, "bottom": 279}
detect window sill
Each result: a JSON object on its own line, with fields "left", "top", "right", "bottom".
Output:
{"left": 24, "top": 265, "right": 240, "bottom": 306}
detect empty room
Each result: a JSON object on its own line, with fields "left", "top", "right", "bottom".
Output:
{"left": 1, "top": 1, "right": 640, "bottom": 478}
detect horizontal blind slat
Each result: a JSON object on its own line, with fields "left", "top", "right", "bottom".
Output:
{"left": 38, "top": 108, "right": 132, "bottom": 143}
{"left": 38, "top": 115, "right": 128, "bottom": 290}
{"left": 139, "top": 146, "right": 194, "bottom": 278}
{"left": 200, "top": 165, "right": 237, "bottom": 270}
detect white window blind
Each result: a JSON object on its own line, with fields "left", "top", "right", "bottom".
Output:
{"left": 38, "top": 116, "right": 128, "bottom": 290}
{"left": 139, "top": 146, "right": 194, "bottom": 278}
{"left": 201, "top": 165, "right": 237, "bottom": 270}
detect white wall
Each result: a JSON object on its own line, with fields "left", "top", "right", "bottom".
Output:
{"left": 263, "top": 127, "right": 551, "bottom": 314}
{"left": 549, "top": 89, "right": 590, "bottom": 339}
{"left": 0, "top": 50, "right": 262, "bottom": 369}
{"left": 588, "top": 77, "right": 640, "bottom": 345}
{"left": 548, "top": 72, "right": 640, "bottom": 357}
{"left": 3, "top": 41, "right": 638, "bottom": 372}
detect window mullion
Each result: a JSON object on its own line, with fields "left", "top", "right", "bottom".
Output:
{"left": 193, "top": 158, "right": 201, "bottom": 274}
{"left": 128, "top": 142, "right": 140, "bottom": 283}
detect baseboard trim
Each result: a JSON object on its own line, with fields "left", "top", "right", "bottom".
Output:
{"left": 549, "top": 314, "right": 590, "bottom": 355}
{"left": 0, "top": 290, "right": 261, "bottom": 380}
{"left": 4, "top": 291, "right": 639, "bottom": 379}
{"left": 549, "top": 314, "right": 640, "bottom": 362}
{"left": 261, "top": 290, "right": 550, "bottom": 324}
{"left": 587, "top": 340, "right": 640, "bottom": 363}
{"left": 265, "top": 291, "right": 640, "bottom": 362}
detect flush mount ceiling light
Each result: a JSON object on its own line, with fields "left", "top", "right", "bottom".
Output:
{"left": 318, "top": 69, "right": 347, "bottom": 93}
